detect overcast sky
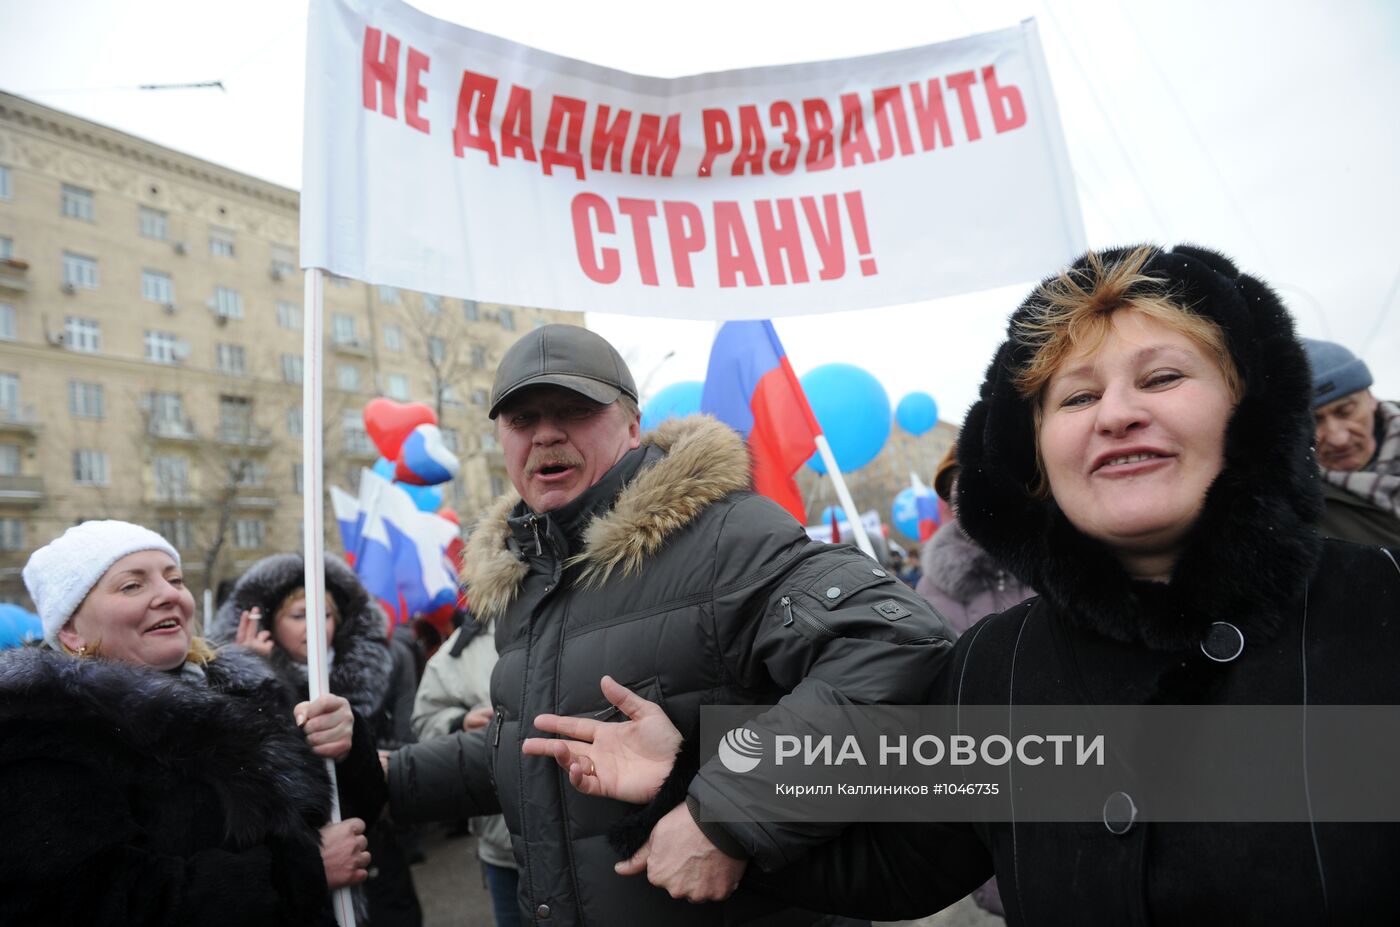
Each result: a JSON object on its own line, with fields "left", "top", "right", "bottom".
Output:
{"left": 3, "top": 0, "right": 1397, "bottom": 424}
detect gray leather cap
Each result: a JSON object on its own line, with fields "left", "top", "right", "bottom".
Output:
{"left": 489, "top": 324, "right": 638, "bottom": 419}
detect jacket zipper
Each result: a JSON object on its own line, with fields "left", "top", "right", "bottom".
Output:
{"left": 783, "top": 596, "right": 838, "bottom": 639}
{"left": 526, "top": 514, "right": 544, "bottom": 556}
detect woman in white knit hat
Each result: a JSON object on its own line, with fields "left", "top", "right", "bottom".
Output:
{"left": 0, "top": 519, "right": 385, "bottom": 926}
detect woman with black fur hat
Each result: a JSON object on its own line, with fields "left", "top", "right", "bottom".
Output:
{"left": 0, "top": 520, "right": 379, "bottom": 926}
{"left": 531, "top": 245, "right": 1400, "bottom": 923}
{"left": 213, "top": 552, "right": 423, "bottom": 926}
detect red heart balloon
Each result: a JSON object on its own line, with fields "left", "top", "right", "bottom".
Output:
{"left": 363, "top": 398, "right": 437, "bottom": 460}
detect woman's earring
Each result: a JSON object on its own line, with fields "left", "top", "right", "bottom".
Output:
{"left": 76, "top": 645, "right": 88, "bottom": 657}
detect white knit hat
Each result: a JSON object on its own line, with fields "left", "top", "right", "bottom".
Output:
{"left": 22, "top": 520, "right": 180, "bottom": 648}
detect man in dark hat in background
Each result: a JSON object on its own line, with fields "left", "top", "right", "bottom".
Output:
{"left": 1302, "top": 338, "right": 1400, "bottom": 546}
{"left": 384, "top": 323, "right": 951, "bottom": 926}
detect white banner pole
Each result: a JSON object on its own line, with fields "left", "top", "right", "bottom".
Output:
{"left": 813, "top": 434, "right": 875, "bottom": 559}
{"left": 303, "top": 267, "right": 356, "bottom": 927}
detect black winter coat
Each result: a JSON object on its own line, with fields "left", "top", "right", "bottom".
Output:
{"left": 388, "top": 416, "right": 954, "bottom": 926}
{"left": 751, "top": 246, "right": 1400, "bottom": 924}
{"left": 0, "top": 647, "right": 337, "bottom": 927}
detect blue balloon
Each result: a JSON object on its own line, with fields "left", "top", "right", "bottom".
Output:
{"left": 895, "top": 392, "right": 939, "bottom": 436}
{"left": 891, "top": 487, "right": 922, "bottom": 540}
{"left": 802, "top": 364, "right": 891, "bottom": 474}
{"left": 641, "top": 381, "right": 705, "bottom": 431}
{"left": 401, "top": 481, "right": 445, "bottom": 512}
{"left": 372, "top": 456, "right": 396, "bottom": 480}
{"left": 0, "top": 603, "right": 40, "bottom": 650}
{"left": 818, "top": 505, "right": 850, "bottom": 528}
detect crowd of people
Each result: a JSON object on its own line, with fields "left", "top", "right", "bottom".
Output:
{"left": 1, "top": 242, "right": 1396, "bottom": 926}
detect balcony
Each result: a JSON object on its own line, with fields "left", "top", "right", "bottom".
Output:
{"left": 0, "top": 258, "right": 29, "bottom": 294}
{"left": 0, "top": 474, "right": 43, "bottom": 507}
{"left": 234, "top": 495, "right": 279, "bottom": 509}
{"left": 216, "top": 425, "right": 275, "bottom": 449}
{"left": 0, "top": 404, "right": 41, "bottom": 437}
{"left": 146, "top": 491, "right": 205, "bottom": 509}
{"left": 332, "top": 336, "right": 370, "bottom": 357}
{"left": 147, "top": 418, "right": 199, "bottom": 441}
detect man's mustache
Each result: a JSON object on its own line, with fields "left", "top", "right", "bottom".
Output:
{"left": 528, "top": 452, "right": 584, "bottom": 476}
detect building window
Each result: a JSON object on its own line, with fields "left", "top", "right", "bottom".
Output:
{"left": 0, "top": 303, "right": 13, "bottom": 340}
{"left": 463, "top": 300, "right": 480, "bottom": 322}
{"left": 287, "top": 406, "right": 303, "bottom": 437}
{"left": 336, "top": 363, "right": 361, "bottom": 392}
{"left": 61, "top": 184, "right": 94, "bottom": 221}
{"left": 422, "top": 293, "right": 442, "bottom": 314}
{"left": 490, "top": 474, "right": 507, "bottom": 497}
{"left": 499, "top": 307, "right": 516, "bottom": 331}
{"left": 139, "top": 207, "right": 167, "bottom": 240}
{"left": 383, "top": 324, "right": 403, "bottom": 352}
{"left": 229, "top": 459, "right": 266, "bottom": 487}
{"left": 0, "top": 444, "right": 19, "bottom": 476}
{"left": 145, "top": 330, "right": 181, "bottom": 364}
{"left": 157, "top": 517, "right": 193, "bottom": 549}
{"left": 62, "top": 252, "right": 98, "bottom": 289}
{"left": 142, "top": 270, "right": 174, "bottom": 305}
{"left": 0, "top": 373, "right": 18, "bottom": 418}
{"left": 216, "top": 343, "right": 246, "bottom": 375}
{"left": 470, "top": 345, "right": 487, "bottom": 368}
{"left": 276, "top": 300, "right": 301, "bottom": 330}
{"left": 439, "top": 383, "right": 462, "bottom": 407}
{"left": 327, "top": 273, "right": 351, "bottom": 288}
{"left": 233, "top": 518, "right": 265, "bottom": 550}
{"left": 209, "top": 226, "right": 236, "bottom": 257}
{"left": 0, "top": 165, "right": 10, "bottom": 200}
{"left": 440, "top": 427, "right": 460, "bottom": 452}
{"left": 481, "top": 431, "right": 499, "bottom": 452}
{"left": 428, "top": 336, "right": 446, "bottom": 364}
{"left": 386, "top": 373, "right": 409, "bottom": 400}
{"left": 213, "top": 286, "right": 243, "bottom": 320}
{"left": 270, "top": 244, "right": 296, "bottom": 278}
{"left": 73, "top": 449, "right": 109, "bottom": 485}
{"left": 147, "top": 392, "right": 185, "bottom": 433}
{"left": 0, "top": 237, "right": 12, "bottom": 260}
{"left": 69, "top": 381, "right": 104, "bottom": 418}
{"left": 219, "top": 395, "right": 252, "bottom": 438}
{"left": 281, "top": 354, "right": 304, "bottom": 384}
{"left": 342, "top": 411, "right": 373, "bottom": 454}
{"left": 377, "top": 285, "right": 399, "bottom": 304}
{"left": 471, "top": 387, "right": 488, "bottom": 406}
{"left": 64, "top": 316, "right": 101, "bottom": 353}
{"left": 0, "top": 517, "right": 23, "bottom": 552}
{"left": 292, "top": 463, "right": 304, "bottom": 495}
{"left": 331, "top": 313, "right": 357, "bottom": 344}
{"left": 152, "top": 455, "right": 190, "bottom": 500}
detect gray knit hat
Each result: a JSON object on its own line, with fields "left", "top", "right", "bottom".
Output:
{"left": 1301, "top": 338, "right": 1373, "bottom": 409}
{"left": 22, "top": 520, "right": 179, "bottom": 647}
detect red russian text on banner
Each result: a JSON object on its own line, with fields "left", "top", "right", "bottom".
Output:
{"left": 302, "top": 0, "right": 1085, "bottom": 319}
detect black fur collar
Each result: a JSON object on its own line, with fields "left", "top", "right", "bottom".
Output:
{"left": 957, "top": 245, "right": 1323, "bottom": 650}
{"left": 0, "top": 647, "right": 331, "bottom": 847}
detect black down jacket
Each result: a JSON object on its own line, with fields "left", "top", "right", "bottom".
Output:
{"left": 0, "top": 646, "right": 338, "bottom": 927}
{"left": 388, "top": 415, "right": 954, "bottom": 926}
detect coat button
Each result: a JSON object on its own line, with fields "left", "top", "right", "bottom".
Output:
{"left": 536, "top": 903, "right": 551, "bottom": 918}
{"left": 872, "top": 569, "right": 887, "bottom": 577}
{"left": 1103, "top": 791, "right": 1137, "bottom": 836}
{"left": 1201, "top": 622, "right": 1244, "bottom": 662}
{"left": 825, "top": 586, "right": 841, "bottom": 599}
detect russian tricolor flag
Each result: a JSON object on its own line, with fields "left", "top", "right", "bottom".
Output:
{"left": 331, "top": 471, "right": 459, "bottom": 625}
{"left": 701, "top": 321, "right": 822, "bottom": 523}
{"left": 910, "top": 472, "right": 941, "bottom": 542}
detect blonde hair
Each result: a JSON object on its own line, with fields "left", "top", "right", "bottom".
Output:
{"left": 1011, "top": 246, "right": 1244, "bottom": 496}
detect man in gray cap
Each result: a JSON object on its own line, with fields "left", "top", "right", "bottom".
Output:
{"left": 1302, "top": 338, "right": 1400, "bottom": 546}
{"left": 385, "top": 324, "right": 951, "bottom": 926}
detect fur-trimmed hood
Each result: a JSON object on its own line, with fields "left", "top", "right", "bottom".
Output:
{"left": 0, "top": 646, "right": 331, "bottom": 847}
{"left": 462, "top": 415, "right": 751, "bottom": 622}
{"left": 958, "top": 244, "right": 1323, "bottom": 650}
{"left": 211, "top": 553, "right": 392, "bottom": 717}
{"left": 922, "top": 520, "right": 1017, "bottom": 601}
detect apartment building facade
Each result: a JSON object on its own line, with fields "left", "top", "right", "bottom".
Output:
{"left": 0, "top": 91, "right": 576, "bottom": 606}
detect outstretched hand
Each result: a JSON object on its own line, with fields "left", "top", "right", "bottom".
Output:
{"left": 522, "top": 675, "right": 682, "bottom": 804}
{"left": 235, "top": 607, "right": 274, "bottom": 657}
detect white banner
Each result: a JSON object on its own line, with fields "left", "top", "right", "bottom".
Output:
{"left": 302, "top": 0, "right": 1085, "bottom": 319}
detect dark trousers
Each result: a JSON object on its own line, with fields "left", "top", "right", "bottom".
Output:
{"left": 482, "top": 860, "right": 521, "bottom": 927}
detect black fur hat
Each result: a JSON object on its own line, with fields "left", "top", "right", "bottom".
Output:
{"left": 957, "top": 244, "right": 1323, "bottom": 650}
